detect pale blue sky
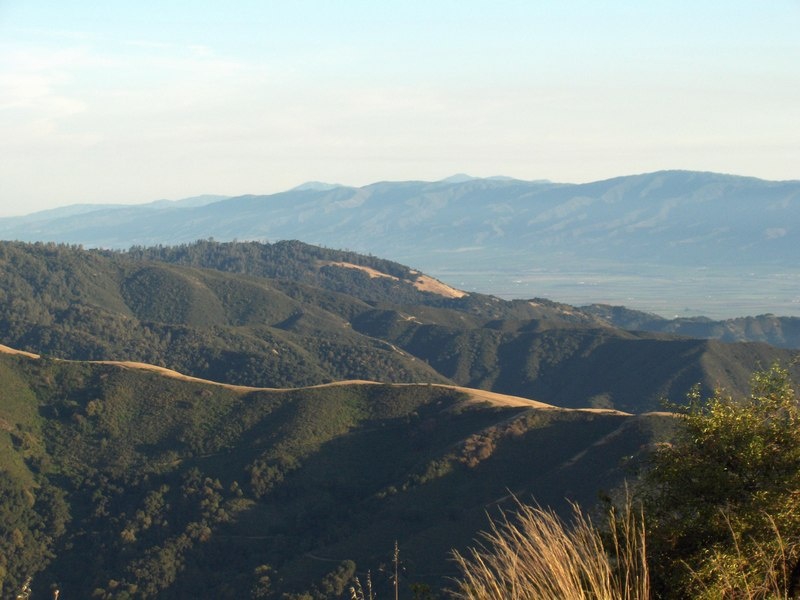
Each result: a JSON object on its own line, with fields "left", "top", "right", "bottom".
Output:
{"left": 1, "top": 1, "right": 798, "bottom": 216}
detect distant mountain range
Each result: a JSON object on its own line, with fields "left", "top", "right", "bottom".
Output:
{"left": 582, "top": 303, "right": 800, "bottom": 349}
{"left": 2, "top": 170, "right": 798, "bottom": 318}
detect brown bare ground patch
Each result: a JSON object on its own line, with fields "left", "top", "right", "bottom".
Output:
{"left": 575, "top": 407, "right": 632, "bottom": 415}
{"left": 0, "top": 344, "right": 40, "bottom": 359}
{"left": 408, "top": 270, "right": 467, "bottom": 298}
{"left": 320, "top": 261, "right": 466, "bottom": 298}
{"left": 307, "top": 379, "right": 380, "bottom": 388}
{"left": 23, "top": 354, "right": 547, "bottom": 407}
{"left": 305, "top": 380, "right": 553, "bottom": 409}
{"left": 1, "top": 343, "right": 624, "bottom": 414}
{"left": 641, "top": 411, "right": 677, "bottom": 417}
{"left": 442, "top": 385, "right": 554, "bottom": 408}
{"left": 91, "top": 361, "right": 268, "bottom": 392}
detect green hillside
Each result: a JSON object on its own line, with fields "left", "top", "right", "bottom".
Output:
{"left": 1, "top": 241, "right": 797, "bottom": 415}
{"left": 0, "top": 351, "right": 670, "bottom": 598}
{"left": 582, "top": 303, "right": 800, "bottom": 350}
{"left": 0, "top": 242, "right": 449, "bottom": 389}
{"left": 2, "top": 239, "right": 798, "bottom": 597}
{"left": 353, "top": 311, "right": 794, "bottom": 412}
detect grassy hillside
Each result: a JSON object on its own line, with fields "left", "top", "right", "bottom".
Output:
{"left": 0, "top": 350, "right": 671, "bottom": 598}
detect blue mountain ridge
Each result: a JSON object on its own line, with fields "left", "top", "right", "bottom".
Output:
{"left": 2, "top": 170, "right": 798, "bottom": 318}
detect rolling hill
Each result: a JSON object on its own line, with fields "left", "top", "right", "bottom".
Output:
{"left": 0, "top": 346, "right": 674, "bottom": 598}
{"left": 1, "top": 240, "right": 797, "bottom": 414}
{"left": 1, "top": 239, "right": 798, "bottom": 597}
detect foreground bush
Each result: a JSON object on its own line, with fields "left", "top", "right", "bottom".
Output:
{"left": 450, "top": 498, "right": 649, "bottom": 600}
{"left": 643, "top": 363, "right": 800, "bottom": 599}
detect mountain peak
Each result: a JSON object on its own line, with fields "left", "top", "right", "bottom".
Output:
{"left": 290, "top": 181, "right": 343, "bottom": 191}
{"left": 440, "top": 173, "right": 479, "bottom": 183}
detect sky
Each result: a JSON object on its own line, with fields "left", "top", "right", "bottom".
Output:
{"left": 1, "top": 1, "right": 798, "bottom": 217}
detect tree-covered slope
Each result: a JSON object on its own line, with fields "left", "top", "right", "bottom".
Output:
{"left": 1, "top": 240, "right": 797, "bottom": 414}
{"left": 351, "top": 310, "right": 798, "bottom": 412}
{"left": 120, "top": 240, "right": 800, "bottom": 411}
{"left": 0, "top": 241, "right": 449, "bottom": 388}
{"left": 0, "top": 350, "right": 670, "bottom": 599}
{"left": 582, "top": 303, "right": 800, "bottom": 350}
{"left": 1, "top": 239, "right": 797, "bottom": 597}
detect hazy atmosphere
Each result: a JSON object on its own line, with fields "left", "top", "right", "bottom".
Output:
{"left": 1, "top": 1, "right": 798, "bottom": 216}
{"left": 4, "top": 6, "right": 800, "bottom": 599}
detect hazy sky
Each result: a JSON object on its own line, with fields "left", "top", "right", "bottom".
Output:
{"left": 1, "top": 1, "right": 798, "bottom": 216}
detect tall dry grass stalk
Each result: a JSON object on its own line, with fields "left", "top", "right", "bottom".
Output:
{"left": 450, "top": 498, "right": 649, "bottom": 600}
{"left": 350, "top": 571, "right": 375, "bottom": 600}
{"left": 685, "top": 512, "right": 800, "bottom": 599}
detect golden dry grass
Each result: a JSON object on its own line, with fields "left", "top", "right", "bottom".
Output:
{"left": 0, "top": 343, "right": 40, "bottom": 358}
{"left": 450, "top": 498, "right": 650, "bottom": 600}
{"left": 0, "top": 342, "right": 555, "bottom": 409}
{"left": 320, "top": 261, "right": 467, "bottom": 298}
